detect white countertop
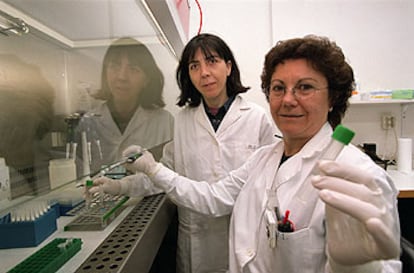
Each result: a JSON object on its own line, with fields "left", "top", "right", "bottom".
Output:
{"left": 388, "top": 169, "right": 414, "bottom": 191}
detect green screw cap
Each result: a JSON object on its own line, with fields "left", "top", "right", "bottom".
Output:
{"left": 86, "top": 179, "right": 93, "bottom": 187}
{"left": 332, "top": 124, "right": 355, "bottom": 145}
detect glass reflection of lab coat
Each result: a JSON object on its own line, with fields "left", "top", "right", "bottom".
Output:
{"left": 152, "top": 123, "right": 401, "bottom": 273}
{"left": 160, "top": 95, "right": 276, "bottom": 273}
{"left": 82, "top": 101, "right": 174, "bottom": 173}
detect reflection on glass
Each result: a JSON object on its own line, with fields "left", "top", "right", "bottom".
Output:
{"left": 76, "top": 37, "right": 174, "bottom": 176}
{"left": 0, "top": 54, "right": 55, "bottom": 198}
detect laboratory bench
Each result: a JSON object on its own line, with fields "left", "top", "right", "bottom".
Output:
{"left": 388, "top": 169, "right": 414, "bottom": 198}
{"left": 388, "top": 169, "right": 414, "bottom": 245}
{"left": 1, "top": 191, "right": 176, "bottom": 273}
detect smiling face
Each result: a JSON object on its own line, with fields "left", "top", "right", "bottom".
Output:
{"left": 269, "top": 59, "right": 330, "bottom": 154}
{"left": 188, "top": 48, "right": 231, "bottom": 108}
{"left": 106, "top": 54, "right": 149, "bottom": 105}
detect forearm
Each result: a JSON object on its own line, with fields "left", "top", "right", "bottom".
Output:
{"left": 151, "top": 164, "right": 236, "bottom": 216}
{"left": 121, "top": 173, "right": 163, "bottom": 197}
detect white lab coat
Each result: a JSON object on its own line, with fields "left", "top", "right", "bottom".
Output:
{"left": 151, "top": 123, "right": 402, "bottom": 273}
{"left": 80, "top": 101, "right": 174, "bottom": 173}
{"left": 161, "top": 95, "right": 275, "bottom": 273}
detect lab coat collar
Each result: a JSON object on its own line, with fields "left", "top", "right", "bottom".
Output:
{"left": 297, "top": 123, "right": 333, "bottom": 160}
{"left": 194, "top": 95, "right": 249, "bottom": 136}
{"left": 216, "top": 95, "right": 249, "bottom": 135}
{"left": 267, "top": 123, "right": 333, "bottom": 190}
{"left": 97, "top": 101, "right": 152, "bottom": 136}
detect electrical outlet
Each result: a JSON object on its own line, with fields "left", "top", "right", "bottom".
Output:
{"left": 381, "top": 114, "right": 395, "bottom": 130}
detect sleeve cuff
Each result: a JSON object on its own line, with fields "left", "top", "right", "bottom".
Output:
{"left": 151, "top": 164, "right": 179, "bottom": 192}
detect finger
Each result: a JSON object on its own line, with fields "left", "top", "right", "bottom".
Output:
{"left": 319, "top": 189, "right": 384, "bottom": 221}
{"left": 122, "top": 145, "right": 143, "bottom": 157}
{"left": 318, "top": 160, "right": 379, "bottom": 191}
{"left": 92, "top": 177, "right": 107, "bottom": 186}
{"left": 312, "top": 175, "right": 373, "bottom": 201}
{"left": 89, "top": 186, "right": 100, "bottom": 195}
{"left": 366, "top": 218, "right": 400, "bottom": 259}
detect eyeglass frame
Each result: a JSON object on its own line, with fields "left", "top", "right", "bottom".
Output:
{"left": 266, "top": 82, "right": 329, "bottom": 100}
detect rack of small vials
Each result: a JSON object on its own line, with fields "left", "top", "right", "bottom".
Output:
{"left": 64, "top": 193, "right": 129, "bottom": 231}
{"left": 7, "top": 237, "right": 82, "bottom": 273}
{"left": 0, "top": 201, "right": 57, "bottom": 249}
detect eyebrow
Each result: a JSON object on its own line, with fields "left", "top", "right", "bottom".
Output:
{"left": 189, "top": 54, "right": 220, "bottom": 63}
{"left": 270, "top": 77, "right": 318, "bottom": 84}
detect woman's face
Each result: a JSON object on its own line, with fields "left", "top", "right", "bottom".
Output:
{"left": 268, "top": 58, "right": 330, "bottom": 145}
{"left": 188, "top": 48, "right": 231, "bottom": 107}
{"left": 106, "top": 54, "right": 149, "bottom": 103}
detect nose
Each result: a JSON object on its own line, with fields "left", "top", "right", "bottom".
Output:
{"left": 199, "top": 62, "right": 210, "bottom": 77}
{"left": 115, "top": 64, "right": 129, "bottom": 80}
{"left": 281, "top": 87, "right": 298, "bottom": 104}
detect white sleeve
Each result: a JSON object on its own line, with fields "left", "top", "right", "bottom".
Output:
{"left": 160, "top": 140, "right": 174, "bottom": 169}
{"left": 121, "top": 173, "right": 163, "bottom": 197}
{"left": 150, "top": 158, "right": 251, "bottom": 217}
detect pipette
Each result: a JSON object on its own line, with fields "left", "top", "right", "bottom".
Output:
{"left": 92, "top": 151, "right": 145, "bottom": 179}
{"left": 74, "top": 151, "right": 146, "bottom": 188}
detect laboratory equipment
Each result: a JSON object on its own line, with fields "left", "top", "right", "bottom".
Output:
{"left": 0, "top": 158, "right": 10, "bottom": 202}
{"left": 48, "top": 158, "right": 77, "bottom": 190}
{"left": 64, "top": 113, "right": 81, "bottom": 160}
{"left": 64, "top": 194, "right": 129, "bottom": 231}
{"left": 65, "top": 152, "right": 144, "bottom": 231}
{"left": 92, "top": 151, "right": 145, "bottom": 180}
{"left": 0, "top": 201, "right": 57, "bottom": 249}
{"left": 75, "top": 150, "right": 146, "bottom": 188}
{"left": 7, "top": 238, "right": 82, "bottom": 273}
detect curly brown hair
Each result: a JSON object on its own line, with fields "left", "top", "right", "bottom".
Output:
{"left": 261, "top": 35, "right": 355, "bottom": 129}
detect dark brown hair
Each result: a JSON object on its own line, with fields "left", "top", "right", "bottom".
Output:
{"left": 176, "top": 33, "right": 249, "bottom": 107}
{"left": 93, "top": 37, "right": 165, "bottom": 109}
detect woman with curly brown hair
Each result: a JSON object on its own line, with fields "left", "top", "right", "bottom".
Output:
{"left": 125, "top": 35, "right": 402, "bottom": 272}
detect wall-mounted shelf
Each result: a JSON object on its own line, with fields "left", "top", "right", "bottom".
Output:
{"left": 350, "top": 99, "right": 414, "bottom": 105}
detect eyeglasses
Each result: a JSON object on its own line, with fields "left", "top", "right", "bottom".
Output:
{"left": 268, "top": 83, "right": 328, "bottom": 100}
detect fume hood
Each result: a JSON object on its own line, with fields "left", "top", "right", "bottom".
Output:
{"left": 0, "top": 1, "right": 186, "bottom": 272}
{"left": 0, "top": 0, "right": 188, "bottom": 57}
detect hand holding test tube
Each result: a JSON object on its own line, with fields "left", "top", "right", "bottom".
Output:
{"left": 311, "top": 126, "right": 400, "bottom": 266}
{"left": 83, "top": 151, "right": 146, "bottom": 205}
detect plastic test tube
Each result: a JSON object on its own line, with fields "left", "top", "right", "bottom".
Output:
{"left": 317, "top": 124, "right": 355, "bottom": 169}
{"left": 294, "top": 124, "right": 355, "bottom": 220}
{"left": 85, "top": 179, "right": 94, "bottom": 209}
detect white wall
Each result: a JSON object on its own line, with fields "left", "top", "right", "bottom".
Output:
{"left": 189, "top": 0, "right": 273, "bottom": 109}
{"left": 187, "top": 0, "right": 414, "bottom": 161}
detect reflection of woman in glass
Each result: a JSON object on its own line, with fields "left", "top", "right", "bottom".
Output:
{"left": 0, "top": 54, "right": 55, "bottom": 197}
{"left": 84, "top": 37, "right": 174, "bottom": 173}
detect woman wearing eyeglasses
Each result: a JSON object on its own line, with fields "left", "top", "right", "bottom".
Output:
{"left": 123, "top": 35, "right": 401, "bottom": 272}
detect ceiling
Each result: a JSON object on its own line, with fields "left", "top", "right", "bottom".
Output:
{"left": 0, "top": 0, "right": 185, "bottom": 55}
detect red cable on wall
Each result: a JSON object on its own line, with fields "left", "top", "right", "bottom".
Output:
{"left": 194, "top": 0, "right": 203, "bottom": 34}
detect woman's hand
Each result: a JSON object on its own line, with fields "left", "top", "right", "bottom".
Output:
{"left": 312, "top": 160, "right": 400, "bottom": 265}
{"left": 122, "top": 145, "right": 160, "bottom": 176}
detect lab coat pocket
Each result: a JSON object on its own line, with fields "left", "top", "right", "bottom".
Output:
{"left": 275, "top": 228, "right": 325, "bottom": 272}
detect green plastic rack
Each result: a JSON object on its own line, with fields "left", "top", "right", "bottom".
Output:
{"left": 7, "top": 238, "right": 82, "bottom": 273}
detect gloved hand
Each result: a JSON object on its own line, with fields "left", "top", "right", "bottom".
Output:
{"left": 311, "top": 160, "right": 400, "bottom": 266}
{"left": 122, "top": 145, "right": 161, "bottom": 176}
{"left": 88, "top": 176, "right": 124, "bottom": 196}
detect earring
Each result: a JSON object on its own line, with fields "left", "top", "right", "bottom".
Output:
{"left": 329, "top": 107, "right": 333, "bottom": 112}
